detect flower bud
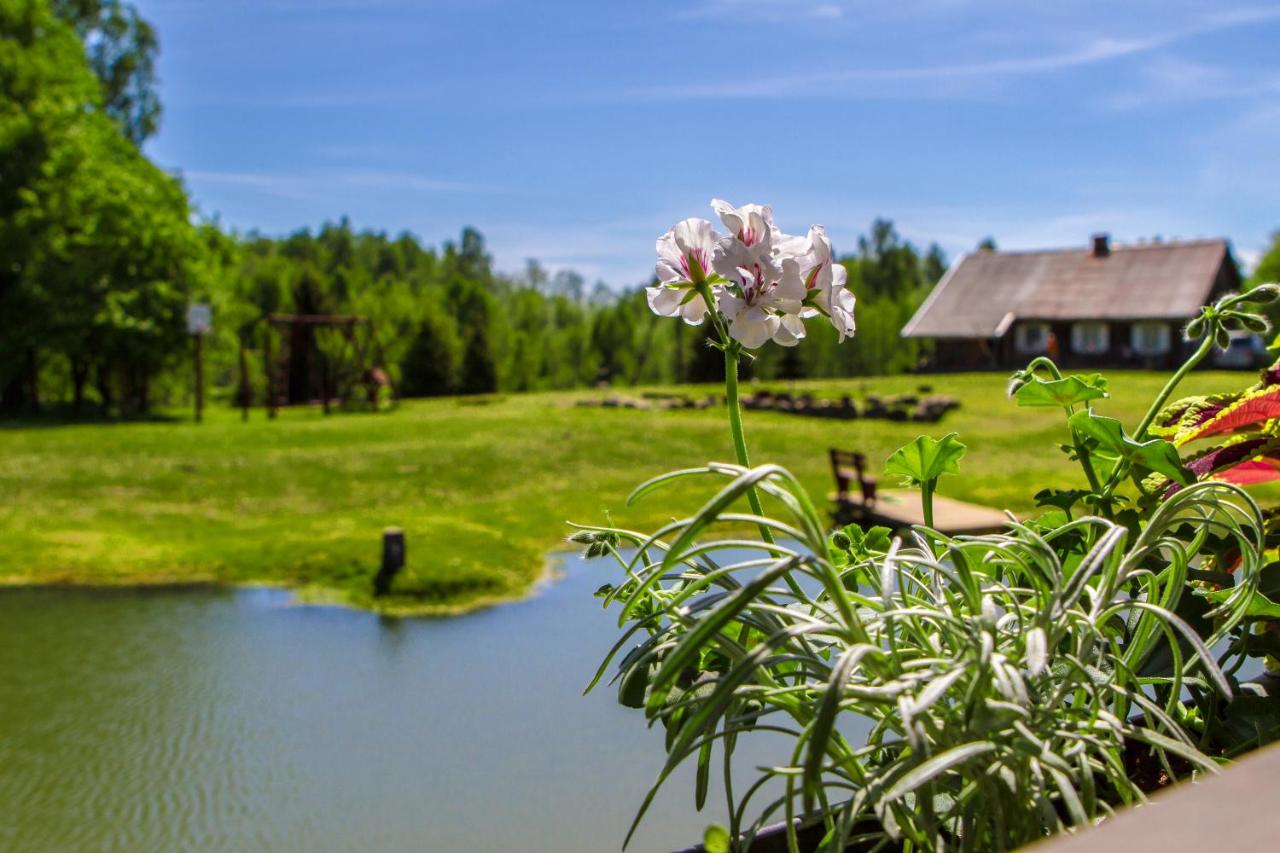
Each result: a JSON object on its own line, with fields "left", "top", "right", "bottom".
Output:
{"left": 1006, "top": 370, "right": 1031, "bottom": 398}
{"left": 1241, "top": 314, "right": 1271, "bottom": 334}
{"left": 1245, "top": 283, "right": 1280, "bottom": 304}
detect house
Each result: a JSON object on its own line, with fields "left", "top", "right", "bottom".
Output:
{"left": 901, "top": 234, "right": 1241, "bottom": 369}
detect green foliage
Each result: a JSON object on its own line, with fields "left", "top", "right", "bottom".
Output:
{"left": 400, "top": 298, "right": 462, "bottom": 397}
{"left": 52, "top": 0, "right": 161, "bottom": 144}
{"left": 583, "top": 462, "right": 1263, "bottom": 851}
{"left": 581, "top": 285, "right": 1280, "bottom": 851}
{"left": 460, "top": 322, "right": 500, "bottom": 395}
{"left": 0, "top": 0, "right": 200, "bottom": 414}
{"left": 702, "top": 824, "right": 731, "bottom": 853}
{"left": 884, "top": 432, "right": 966, "bottom": 487}
{"left": 1248, "top": 231, "right": 1280, "bottom": 289}
{"left": 1068, "top": 411, "right": 1191, "bottom": 484}
{"left": 828, "top": 524, "right": 892, "bottom": 568}
{"left": 1012, "top": 373, "right": 1109, "bottom": 408}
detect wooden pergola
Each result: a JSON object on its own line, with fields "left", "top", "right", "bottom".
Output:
{"left": 237, "top": 313, "right": 396, "bottom": 419}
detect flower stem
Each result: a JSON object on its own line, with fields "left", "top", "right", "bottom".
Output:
{"left": 1133, "top": 332, "right": 1216, "bottom": 441}
{"left": 1024, "top": 357, "right": 1104, "bottom": 495}
{"left": 724, "top": 344, "right": 775, "bottom": 545}
{"left": 1099, "top": 331, "right": 1216, "bottom": 499}
{"left": 921, "top": 478, "right": 935, "bottom": 529}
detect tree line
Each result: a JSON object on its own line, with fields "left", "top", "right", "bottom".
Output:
{"left": 0, "top": 0, "right": 947, "bottom": 417}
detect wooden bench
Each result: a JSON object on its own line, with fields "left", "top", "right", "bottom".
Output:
{"left": 829, "top": 448, "right": 1009, "bottom": 536}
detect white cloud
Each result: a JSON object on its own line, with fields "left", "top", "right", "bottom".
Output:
{"left": 633, "top": 6, "right": 1280, "bottom": 100}
{"left": 1104, "top": 57, "right": 1280, "bottom": 110}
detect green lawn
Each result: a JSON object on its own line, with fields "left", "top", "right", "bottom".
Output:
{"left": 0, "top": 370, "right": 1268, "bottom": 614}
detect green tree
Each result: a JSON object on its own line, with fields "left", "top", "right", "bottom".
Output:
{"left": 0, "top": 0, "right": 104, "bottom": 411}
{"left": 460, "top": 322, "right": 499, "bottom": 394}
{"left": 922, "top": 242, "right": 949, "bottom": 285}
{"left": 400, "top": 299, "right": 461, "bottom": 397}
{"left": 1250, "top": 231, "right": 1280, "bottom": 288}
{"left": 0, "top": 0, "right": 200, "bottom": 415}
{"left": 52, "top": 0, "right": 161, "bottom": 144}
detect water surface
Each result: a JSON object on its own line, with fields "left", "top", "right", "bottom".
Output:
{"left": 0, "top": 559, "right": 801, "bottom": 852}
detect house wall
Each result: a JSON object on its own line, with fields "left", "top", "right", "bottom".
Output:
{"left": 929, "top": 339, "right": 997, "bottom": 371}
{"left": 1041, "top": 320, "right": 1182, "bottom": 371}
{"left": 925, "top": 320, "right": 1188, "bottom": 371}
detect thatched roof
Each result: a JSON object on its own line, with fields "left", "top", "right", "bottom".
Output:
{"left": 902, "top": 238, "right": 1233, "bottom": 339}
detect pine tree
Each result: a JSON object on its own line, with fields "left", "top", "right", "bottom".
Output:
{"left": 460, "top": 323, "right": 499, "bottom": 394}
{"left": 400, "top": 305, "right": 461, "bottom": 397}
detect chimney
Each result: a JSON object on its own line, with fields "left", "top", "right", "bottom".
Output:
{"left": 1091, "top": 233, "right": 1110, "bottom": 258}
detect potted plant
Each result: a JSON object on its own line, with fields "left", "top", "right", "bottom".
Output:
{"left": 573, "top": 200, "right": 1280, "bottom": 852}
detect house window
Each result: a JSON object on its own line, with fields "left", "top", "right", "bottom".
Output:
{"left": 1071, "top": 322, "right": 1110, "bottom": 355}
{"left": 1131, "top": 322, "right": 1171, "bottom": 356}
{"left": 1015, "top": 322, "right": 1051, "bottom": 354}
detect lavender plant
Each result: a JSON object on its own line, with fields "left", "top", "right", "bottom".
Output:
{"left": 575, "top": 204, "right": 1273, "bottom": 852}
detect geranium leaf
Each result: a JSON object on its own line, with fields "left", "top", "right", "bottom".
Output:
{"left": 1067, "top": 411, "right": 1191, "bottom": 484}
{"left": 1034, "top": 488, "right": 1091, "bottom": 513}
{"left": 884, "top": 433, "right": 966, "bottom": 486}
{"left": 1013, "top": 373, "right": 1109, "bottom": 408}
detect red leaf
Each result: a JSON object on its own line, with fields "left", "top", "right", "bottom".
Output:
{"left": 1217, "top": 457, "right": 1280, "bottom": 486}
{"left": 1180, "top": 385, "right": 1280, "bottom": 444}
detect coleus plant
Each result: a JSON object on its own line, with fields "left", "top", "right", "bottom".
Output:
{"left": 1003, "top": 283, "right": 1280, "bottom": 757}
{"left": 576, "top": 212, "right": 1280, "bottom": 852}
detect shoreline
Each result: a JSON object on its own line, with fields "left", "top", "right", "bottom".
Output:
{"left": 0, "top": 552, "right": 570, "bottom": 619}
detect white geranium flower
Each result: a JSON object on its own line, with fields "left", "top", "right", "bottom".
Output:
{"left": 710, "top": 199, "right": 783, "bottom": 282}
{"left": 646, "top": 204, "right": 855, "bottom": 348}
{"left": 718, "top": 256, "right": 808, "bottom": 349}
{"left": 795, "top": 225, "right": 857, "bottom": 342}
{"left": 648, "top": 217, "right": 719, "bottom": 325}
{"left": 823, "top": 264, "right": 857, "bottom": 341}
{"left": 710, "top": 199, "right": 774, "bottom": 253}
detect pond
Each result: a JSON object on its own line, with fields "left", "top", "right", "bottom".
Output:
{"left": 0, "top": 556, "right": 799, "bottom": 852}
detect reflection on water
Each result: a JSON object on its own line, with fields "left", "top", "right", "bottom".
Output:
{"left": 0, "top": 559, "right": 801, "bottom": 852}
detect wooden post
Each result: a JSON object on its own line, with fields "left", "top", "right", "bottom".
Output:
{"left": 237, "top": 334, "right": 250, "bottom": 422}
{"left": 321, "top": 352, "right": 331, "bottom": 415}
{"left": 373, "top": 528, "right": 406, "bottom": 596}
{"left": 264, "top": 321, "right": 277, "bottom": 419}
{"left": 193, "top": 332, "right": 204, "bottom": 423}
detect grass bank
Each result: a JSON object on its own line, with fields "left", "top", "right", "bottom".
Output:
{"left": 0, "top": 371, "right": 1268, "bottom": 614}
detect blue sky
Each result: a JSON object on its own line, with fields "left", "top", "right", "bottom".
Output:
{"left": 139, "top": 0, "right": 1280, "bottom": 288}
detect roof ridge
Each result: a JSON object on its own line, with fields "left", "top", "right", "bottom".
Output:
{"left": 977, "top": 238, "right": 1227, "bottom": 258}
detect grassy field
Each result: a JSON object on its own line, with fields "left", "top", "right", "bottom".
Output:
{"left": 0, "top": 370, "right": 1269, "bottom": 614}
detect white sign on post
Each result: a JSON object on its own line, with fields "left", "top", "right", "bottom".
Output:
{"left": 186, "top": 303, "right": 213, "bottom": 335}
